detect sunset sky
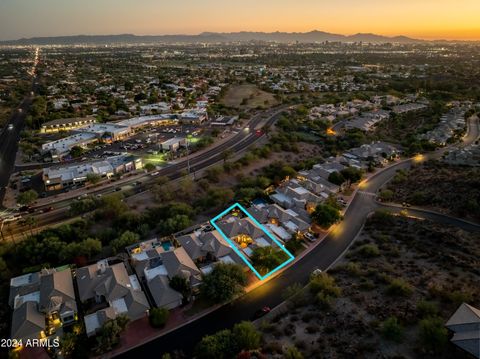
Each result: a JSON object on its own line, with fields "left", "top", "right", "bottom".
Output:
{"left": 1, "top": 0, "right": 479, "bottom": 41}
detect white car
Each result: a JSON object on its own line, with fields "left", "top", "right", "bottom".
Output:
{"left": 7, "top": 124, "right": 14, "bottom": 131}
{"left": 304, "top": 232, "right": 317, "bottom": 242}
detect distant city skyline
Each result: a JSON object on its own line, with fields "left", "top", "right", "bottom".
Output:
{"left": 1, "top": 0, "right": 480, "bottom": 41}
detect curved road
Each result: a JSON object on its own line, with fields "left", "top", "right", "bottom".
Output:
{"left": 118, "top": 116, "right": 479, "bottom": 358}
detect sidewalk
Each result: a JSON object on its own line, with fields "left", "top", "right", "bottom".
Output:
{"left": 94, "top": 161, "right": 398, "bottom": 358}
{"left": 102, "top": 303, "right": 222, "bottom": 358}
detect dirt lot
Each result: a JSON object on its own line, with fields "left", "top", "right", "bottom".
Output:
{"left": 373, "top": 109, "right": 439, "bottom": 144}
{"left": 259, "top": 213, "right": 480, "bottom": 358}
{"left": 383, "top": 160, "right": 480, "bottom": 222}
{"left": 221, "top": 84, "right": 278, "bottom": 109}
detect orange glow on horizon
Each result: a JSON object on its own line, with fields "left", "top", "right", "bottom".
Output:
{"left": 2, "top": 0, "right": 480, "bottom": 41}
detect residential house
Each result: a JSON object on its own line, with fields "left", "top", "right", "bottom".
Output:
{"left": 445, "top": 303, "right": 480, "bottom": 358}
{"left": 76, "top": 260, "right": 149, "bottom": 337}
{"left": 129, "top": 243, "right": 202, "bottom": 310}
{"left": 9, "top": 268, "right": 77, "bottom": 341}
{"left": 248, "top": 203, "right": 311, "bottom": 241}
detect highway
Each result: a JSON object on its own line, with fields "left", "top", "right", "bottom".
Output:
{"left": 1, "top": 107, "right": 287, "bottom": 239}
{"left": 118, "top": 116, "right": 479, "bottom": 358}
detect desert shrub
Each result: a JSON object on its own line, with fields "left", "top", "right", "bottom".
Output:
{"left": 309, "top": 273, "right": 341, "bottom": 297}
{"left": 381, "top": 317, "right": 404, "bottom": 343}
{"left": 418, "top": 316, "right": 448, "bottom": 353}
{"left": 416, "top": 300, "right": 439, "bottom": 318}
{"left": 386, "top": 278, "right": 413, "bottom": 297}
{"left": 357, "top": 244, "right": 380, "bottom": 257}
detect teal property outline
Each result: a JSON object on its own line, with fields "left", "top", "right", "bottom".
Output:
{"left": 210, "top": 202, "right": 295, "bottom": 280}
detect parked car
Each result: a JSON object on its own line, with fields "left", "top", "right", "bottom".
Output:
{"left": 304, "top": 232, "right": 317, "bottom": 242}
{"left": 42, "top": 206, "right": 54, "bottom": 213}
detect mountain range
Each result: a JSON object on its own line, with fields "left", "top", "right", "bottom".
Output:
{"left": 1, "top": 30, "right": 423, "bottom": 45}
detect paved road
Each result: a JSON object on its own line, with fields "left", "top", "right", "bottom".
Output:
{"left": 118, "top": 115, "right": 480, "bottom": 358}
{"left": 377, "top": 202, "right": 480, "bottom": 232}
{"left": 1, "top": 107, "right": 287, "bottom": 238}
{"left": 0, "top": 96, "right": 33, "bottom": 204}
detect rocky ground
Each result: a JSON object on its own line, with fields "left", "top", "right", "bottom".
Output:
{"left": 384, "top": 160, "right": 480, "bottom": 222}
{"left": 259, "top": 212, "right": 480, "bottom": 358}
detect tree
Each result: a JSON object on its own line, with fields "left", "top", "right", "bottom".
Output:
{"left": 157, "top": 214, "right": 191, "bottom": 236}
{"left": 232, "top": 321, "right": 261, "bottom": 352}
{"left": 195, "top": 329, "right": 235, "bottom": 359}
{"left": 17, "top": 189, "right": 38, "bottom": 205}
{"left": 94, "top": 315, "right": 129, "bottom": 354}
{"left": 59, "top": 332, "right": 78, "bottom": 358}
{"left": 149, "top": 307, "right": 170, "bottom": 328}
{"left": 96, "top": 194, "right": 128, "bottom": 219}
{"left": 311, "top": 204, "right": 341, "bottom": 228}
{"left": 205, "top": 166, "right": 224, "bottom": 183}
{"left": 111, "top": 231, "right": 140, "bottom": 254}
{"left": 201, "top": 263, "right": 247, "bottom": 303}
{"left": 178, "top": 176, "right": 195, "bottom": 199}
{"left": 285, "top": 233, "right": 303, "bottom": 254}
{"left": 221, "top": 149, "right": 234, "bottom": 164}
{"left": 86, "top": 173, "right": 101, "bottom": 185}
{"left": 378, "top": 189, "right": 394, "bottom": 201}
{"left": 328, "top": 171, "right": 345, "bottom": 185}
{"left": 251, "top": 246, "right": 289, "bottom": 276}
{"left": 340, "top": 167, "right": 363, "bottom": 183}
{"left": 69, "top": 146, "right": 84, "bottom": 158}
{"left": 144, "top": 163, "right": 156, "bottom": 172}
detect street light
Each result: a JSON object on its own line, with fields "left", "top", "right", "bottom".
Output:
{"left": 413, "top": 154, "right": 425, "bottom": 163}
{"left": 186, "top": 135, "right": 193, "bottom": 178}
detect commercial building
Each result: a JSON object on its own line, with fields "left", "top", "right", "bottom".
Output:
{"left": 42, "top": 154, "right": 143, "bottom": 191}
{"left": 210, "top": 116, "right": 238, "bottom": 126}
{"left": 41, "top": 133, "right": 97, "bottom": 159}
{"left": 74, "top": 123, "right": 131, "bottom": 142}
{"left": 179, "top": 109, "right": 208, "bottom": 124}
{"left": 160, "top": 137, "right": 186, "bottom": 152}
{"left": 116, "top": 114, "right": 177, "bottom": 130}
{"left": 40, "top": 116, "right": 97, "bottom": 134}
